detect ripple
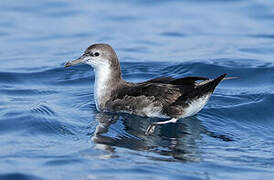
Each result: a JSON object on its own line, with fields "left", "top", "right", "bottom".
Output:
{"left": 44, "top": 157, "right": 85, "bottom": 166}
{"left": 239, "top": 47, "right": 274, "bottom": 55}
{"left": 208, "top": 92, "right": 274, "bottom": 121}
{"left": 0, "top": 88, "right": 57, "bottom": 96}
{"left": 30, "top": 103, "right": 56, "bottom": 117}
{"left": 0, "top": 114, "right": 75, "bottom": 138}
{"left": 0, "top": 65, "right": 92, "bottom": 87}
{"left": 160, "top": 63, "right": 189, "bottom": 76}
{"left": 250, "top": 34, "right": 274, "bottom": 39}
{"left": 0, "top": 173, "right": 44, "bottom": 180}
{"left": 160, "top": 32, "right": 186, "bottom": 38}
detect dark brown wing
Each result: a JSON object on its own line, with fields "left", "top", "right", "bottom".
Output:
{"left": 105, "top": 74, "right": 225, "bottom": 117}
{"left": 105, "top": 83, "right": 183, "bottom": 115}
{"left": 106, "top": 76, "right": 210, "bottom": 110}
{"left": 117, "top": 83, "right": 182, "bottom": 103}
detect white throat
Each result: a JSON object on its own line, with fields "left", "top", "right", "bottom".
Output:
{"left": 93, "top": 65, "right": 111, "bottom": 111}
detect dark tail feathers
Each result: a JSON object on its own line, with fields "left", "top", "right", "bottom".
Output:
{"left": 197, "top": 73, "right": 227, "bottom": 95}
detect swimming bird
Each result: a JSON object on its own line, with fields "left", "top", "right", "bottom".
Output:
{"left": 65, "top": 43, "right": 228, "bottom": 135}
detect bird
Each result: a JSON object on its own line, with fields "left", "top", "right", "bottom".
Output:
{"left": 65, "top": 43, "right": 230, "bottom": 135}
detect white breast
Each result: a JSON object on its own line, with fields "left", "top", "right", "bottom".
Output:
{"left": 94, "top": 66, "right": 111, "bottom": 111}
{"left": 182, "top": 94, "right": 211, "bottom": 118}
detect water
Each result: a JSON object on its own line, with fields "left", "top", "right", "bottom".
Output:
{"left": 1, "top": 0, "right": 274, "bottom": 179}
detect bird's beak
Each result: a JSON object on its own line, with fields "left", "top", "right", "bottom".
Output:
{"left": 65, "top": 56, "right": 85, "bottom": 67}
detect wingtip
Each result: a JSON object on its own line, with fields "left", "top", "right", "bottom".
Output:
{"left": 210, "top": 73, "right": 227, "bottom": 87}
{"left": 217, "top": 73, "right": 227, "bottom": 81}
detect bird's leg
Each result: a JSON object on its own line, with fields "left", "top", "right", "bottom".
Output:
{"left": 145, "top": 118, "right": 178, "bottom": 136}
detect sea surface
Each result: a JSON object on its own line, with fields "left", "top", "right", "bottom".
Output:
{"left": 1, "top": 0, "right": 274, "bottom": 179}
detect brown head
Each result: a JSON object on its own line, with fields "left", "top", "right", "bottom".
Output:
{"left": 65, "top": 43, "right": 122, "bottom": 80}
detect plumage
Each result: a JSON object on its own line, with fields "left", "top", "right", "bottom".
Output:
{"left": 104, "top": 74, "right": 226, "bottom": 118}
{"left": 65, "top": 43, "right": 228, "bottom": 135}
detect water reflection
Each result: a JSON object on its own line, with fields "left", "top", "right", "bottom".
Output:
{"left": 91, "top": 112, "right": 232, "bottom": 162}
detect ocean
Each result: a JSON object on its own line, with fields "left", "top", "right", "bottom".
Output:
{"left": 0, "top": 0, "right": 274, "bottom": 179}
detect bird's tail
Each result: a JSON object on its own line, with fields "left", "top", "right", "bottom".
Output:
{"left": 193, "top": 73, "right": 227, "bottom": 98}
{"left": 181, "top": 73, "right": 227, "bottom": 101}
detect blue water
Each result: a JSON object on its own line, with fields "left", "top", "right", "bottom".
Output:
{"left": 1, "top": 0, "right": 274, "bottom": 179}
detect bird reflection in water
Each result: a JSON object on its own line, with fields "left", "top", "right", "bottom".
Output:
{"left": 91, "top": 112, "right": 232, "bottom": 162}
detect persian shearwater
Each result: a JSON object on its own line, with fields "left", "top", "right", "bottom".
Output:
{"left": 65, "top": 43, "right": 229, "bottom": 135}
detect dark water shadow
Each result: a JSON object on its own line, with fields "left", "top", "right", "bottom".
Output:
{"left": 91, "top": 112, "right": 232, "bottom": 162}
{"left": 0, "top": 173, "right": 44, "bottom": 180}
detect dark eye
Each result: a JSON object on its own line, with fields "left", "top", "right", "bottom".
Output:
{"left": 94, "top": 52, "right": 100, "bottom": 57}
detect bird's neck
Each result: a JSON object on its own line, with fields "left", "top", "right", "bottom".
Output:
{"left": 93, "top": 65, "right": 122, "bottom": 111}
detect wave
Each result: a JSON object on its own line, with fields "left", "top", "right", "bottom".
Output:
{"left": 1, "top": 59, "right": 273, "bottom": 87}
{"left": 0, "top": 173, "right": 43, "bottom": 180}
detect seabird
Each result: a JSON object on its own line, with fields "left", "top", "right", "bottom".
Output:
{"left": 65, "top": 43, "right": 229, "bottom": 135}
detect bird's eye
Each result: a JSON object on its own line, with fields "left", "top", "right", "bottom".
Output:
{"left": 94, "top": 52, "right": 100, "bottom": 57}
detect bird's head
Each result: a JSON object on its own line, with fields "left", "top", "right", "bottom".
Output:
{"left": 65, "top": 43, "right": 119, "bottom": 70}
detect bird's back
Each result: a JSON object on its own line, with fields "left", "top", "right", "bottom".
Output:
{"left": 105, "top": 74, "right": 226, "bottom": 118}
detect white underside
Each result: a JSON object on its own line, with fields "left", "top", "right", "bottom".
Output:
{"left": 93, "top": 66, "right": 111, "bottom": 111}
{"left": 181, "top": 94, "right": 211, "bottom": 118}
{"left": 137, "top": 94, "right": 211, "bottom": 119}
